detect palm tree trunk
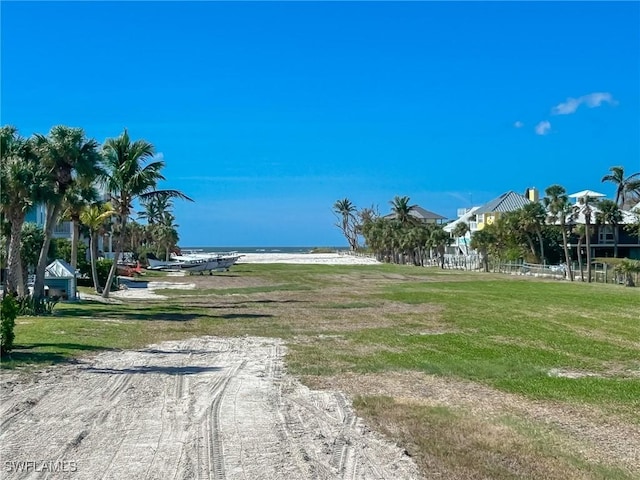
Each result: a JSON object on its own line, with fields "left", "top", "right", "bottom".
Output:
{"left": 71, "top": 217, "right": 79, "bottom": 271}
{"left": 33, "top": 203, "right": 62, "bottom": 299}
{"left": 585, "top": 221, "right": 592, "bottom": 283}
{"left": 536, "top": 229, "right": 545, "bottom": 264}
{"left": 482, "top": 249, "right": 489, "bottom": 272}
{"left": 560, "top": 223, "right": 573, "bottom": 281}
{"left": 525, "top": 234, "right": 537, "bottom": 260}
{"left": 6, "top": 212, "right": 26, "bottom": 296}
{"left": 102, "top": 217, "right": 125, "bottom": 298}
{"left": 613, "top": 225, "right": 619, "bottom": 258}
{"left": 89, "top": 233, "right": 101, "bottom": 294}
{"left": 577, "top": 236, "right": 585, "bottom": 282}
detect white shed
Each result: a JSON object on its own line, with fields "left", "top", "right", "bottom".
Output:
{"left": 45, "top": 259, "right": 77, "bottom": 300}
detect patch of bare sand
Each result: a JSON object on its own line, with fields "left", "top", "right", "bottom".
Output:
{"left": 1, "top": 337, "right": 418, "bottom": 480}
{"left": 238, "top": 252, "right": 380, "bottom": 265}
{"left": 306, "top": 371, "right": 640, "bottom": 475}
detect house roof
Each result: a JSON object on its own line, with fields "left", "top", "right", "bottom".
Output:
{"left": 443, "top": 206, "right": 480, "bottom": 233}
{"left": 551, "top": 204, "right": 638, "bottom": 225}
{"left": 475, "top": 191, "right": 531, "bottom": 215}
{"left": 568, "top": 189, "right": 606, "bottom": 199}
{"left": 45, "top": 259, "right": 75, "bottom": 278}
{"left": 384, "top": 206, "right": 447, "bottom": 221}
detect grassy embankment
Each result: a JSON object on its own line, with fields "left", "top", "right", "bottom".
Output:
{"left": 3, "top": 263, "right": 639, "bottom": 479}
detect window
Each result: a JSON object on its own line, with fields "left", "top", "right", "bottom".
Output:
{"left": 598, "top": 225, "right": 614, "bottom": 244}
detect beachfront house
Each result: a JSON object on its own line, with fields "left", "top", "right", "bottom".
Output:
{"left": 564, "top": 190, "right": 640, "bottom": 260}
{"left": 383, "top": 206, "right": 447, "bottom": 224}
{"left": 25, "top": 204, "right": 73, "bottom": 240}
{"left": 473, "top": 189, "right": 536, "bottom": 231}
{"left": 24, "top": 198, "right": 117, "bottom": 260}
{"left": 445, "top": 189, "right": 536, "bottom": 255}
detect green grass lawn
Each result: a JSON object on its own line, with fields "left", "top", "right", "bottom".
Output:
{"left": 3, "top": 264, "right": 639, "bottom": 479}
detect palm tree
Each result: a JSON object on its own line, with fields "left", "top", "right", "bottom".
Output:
{"left": 544, "top": 185, "right": 574, "bottom": 281}
{"left": 470, "top": 228, "right": 494, "bottom": 272}
{"left": 100, "top": 129, "right": 192, "bottom": 298}
{"left": 601, "top": 166, "right": 640, "bottom": 208}
{"left": 519, "top": 202, "right": 547, "bottom": 263}
{"left": 154, "top": 221, "right": 180, "bottom": 261}
{"left": 62, "top": 180, "right": 100, "bottom": 271}
{"left": 574, "top": 224, "right": 586, "bottom": 282}
{"left": 614, "top": 259, "right": 640, "bottom": 287}
{"left": 500, "top": 210, "right": 532, "bottom": 260}
{"left": 595, "top": 199, "right": 623, "bottom": 258}
{"left": 31, "top": 126, "right": 101, "bottom": 299}
{"left": 429, "top": 226, "right": 450, "bottom": 269}
{"left": 80, "top": 203, "right": 115, "bottom": 293}
{"left": 0, "top": 126, "right": 48, "bottom": 296}
{"left": 138, "top": 194, "right": 174, "bottom": 226}
{"left": 333, "top": 198, "right": 358, "bottom": 250}
{"left": 389, "top": 196, "right": 417, "bottom": 226}
{"left": 452, "top": 222, "right": 470, "bottom": 255}
{"left": 20, "top": 223, "right": 45, "bottom": 293}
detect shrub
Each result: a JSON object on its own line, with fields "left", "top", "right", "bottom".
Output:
{"left": 1, "top": 295, "right": 18, "bottom": 356}
{"left": 614, "top": 259, "right": 640, "bottom": 287}
{"left": 16, "top": 295, "right": 59, "bottom": 316}
{"left": 96, "top": 259, "right": 114, "bottom": 288}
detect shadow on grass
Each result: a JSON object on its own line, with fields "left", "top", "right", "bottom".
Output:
{"left": 2, "top": 343, "right": 112, "bottom": 368}
{"left": 55, "top": 304, "right": 217, "bottom": 322}
{"left": 85, "top": 365, "right": 223, "bottom": 375}
{"left": 217, "top": 313, "right": 274, "bottom": 320}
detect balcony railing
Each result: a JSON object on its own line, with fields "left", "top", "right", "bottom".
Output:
{"left": 53, "top": 222, "right": 71, "bottom": 237}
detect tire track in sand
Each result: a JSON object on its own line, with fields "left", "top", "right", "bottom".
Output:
{"left": 1, "top": 337, "right": 419, "bottom": 480}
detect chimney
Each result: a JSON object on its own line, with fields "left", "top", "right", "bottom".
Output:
{"left": 525, "top": 187, "right": 539, "bottom": 202}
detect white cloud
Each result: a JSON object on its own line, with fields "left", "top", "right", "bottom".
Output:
{"left": 514, "top": 121, "right": 524, "bottom": 128}
{"left": 551, "top": 92, "right": 617, "bottom": 115}
{"left": 535, "top": 120, "right": 551, "bottom": 135}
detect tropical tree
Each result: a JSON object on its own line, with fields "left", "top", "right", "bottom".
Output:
{"left": 333, "top": 198, "right": 358, "bottom": 250}
{"left": 429, "top": 226, "right": 450, "bottom": 269}
{"left": 614, "top": 259, "right": 640, "bottom": 287}
{"left": 0, "top": 126, "right": 47, "bottom": 296}
{"left": 409, "top": 223, "right": 430, "bottom": 266}
{"left": 62, "top": 180, "right": 100, "bottom": 271}
{"left": 519, "top": 202, "right": 547, "bottom": 263}
{"left": 544, "top": 184, "right": 574, "bottom": 281}
{"left": 19, "top": 223, "right": 45, "bottom": 293}
{"left": 138, "top": 194, "right": 174, "bottom": 226}
{"left": 155, "top": 224, "right": 179, "bottom": 261}
{"left": 470, "top": 228, "right": 495, "bottom": 272}
{"left": 452, "top": 221, "right": 470, "bottom": 255}
{"left": 626, "top": 210, "right": 640, "bottom": 241}
{"left": 601, "top": 166, "right": 640, "bottom": 208}
{"left": 361, "top": 217, "right": 387, "bottom": 261}
{"left": 499, "top": 210, "right": 530, "bottom": 261}
{"left": 100, "top": 129, "right": 192, "bottom": 298}
{"left": 389, "top": 196, "right": 417, "bottom": 226}
{"left": 79, "top": 203, "right": 115, "bottom": 293}
{"left": 355, "top": 205, "right": 378, "bottom": 247}
{"left": 31, "top": 126, "right": 101, "bottom": 299}
{"left": 573, "top": 224, "right": 586, "bottom": 282}
{"left": 595, "top": 200, "right": 623, "bottom": 258}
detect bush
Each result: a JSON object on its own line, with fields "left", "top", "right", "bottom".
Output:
{"left": 1, "top": 295, "right": 18, "bottom": 356}
{"left": 96, "top": 259, "right": 114, "bottom": 288}
{"left": 16, "top": 296, "right": 59, "bottom": 316}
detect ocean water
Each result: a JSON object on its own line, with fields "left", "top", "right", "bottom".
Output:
{"left": 180, "top": 246, "right": 346, "bottom": 254}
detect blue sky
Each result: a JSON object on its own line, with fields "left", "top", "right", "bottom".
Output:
{"left": 2, "top": 1, "right": 639, "bottom": 247}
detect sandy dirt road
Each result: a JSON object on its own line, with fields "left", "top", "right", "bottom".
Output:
{"left": 1, "top": 337, "right": 418, "bottom": 480}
